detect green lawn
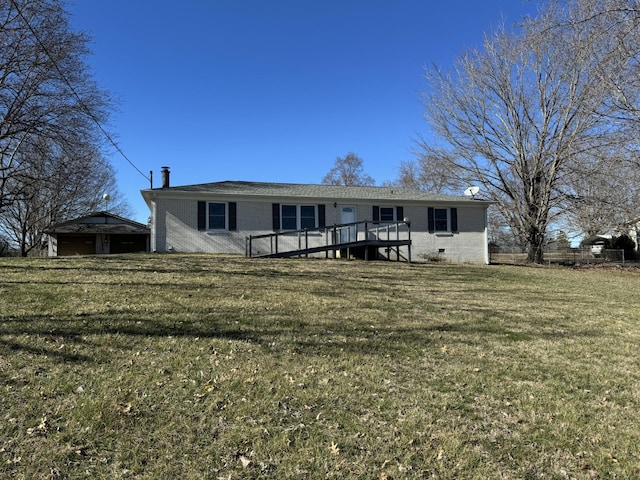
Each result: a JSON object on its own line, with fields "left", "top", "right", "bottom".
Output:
{"left": 1, "top": 255, "right": 639, "bottom": 479}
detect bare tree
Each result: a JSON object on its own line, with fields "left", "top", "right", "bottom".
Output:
{"left": 549, "top": 0, "right": 640, "bottom": 238}
{"left": 557, "top": 0, "right": 640, "bottom": 125}
{"left": 487, "top": 204, "right": 526, "bottom": 251}
{"left": 560, "top": 147, "right": 640, "bottom": 237}
{"left": 0, "top": 0, "right": 112, "bottom": 213}
{"left": 0, "top": 141, "right": 130, "bottom": 256}
{"left": 322, "top": 152, "right": 375, "bottom": 186}
{"left": 418, "top": 1, "right": 633, "bottom": 263}
{"left": 395, "top": 151, "right": 464, "bottom": 194}
{"left": 0, "top": 0, "right": 123, "bottom": 255}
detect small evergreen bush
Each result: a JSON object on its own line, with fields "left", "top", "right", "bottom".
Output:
{"left": 606, "top": 234, "right": 637, "bottom": 261}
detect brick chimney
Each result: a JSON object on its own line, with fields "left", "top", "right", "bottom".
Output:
{"left": 161, "top": 166, "right": 170, "bottom": 188}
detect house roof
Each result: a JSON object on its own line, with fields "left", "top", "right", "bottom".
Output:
{"left": 45, "top": 212, "right": 150, "bottom": 235}
{"left": 142, "top": 181, "right": 490, "bottom": 204}
{"left": 581, "top": 234, "right": 612, "bottom": 246}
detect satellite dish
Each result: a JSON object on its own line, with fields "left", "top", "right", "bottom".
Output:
{"left": 464, "top": 186, "right": 480, "bottom": 198}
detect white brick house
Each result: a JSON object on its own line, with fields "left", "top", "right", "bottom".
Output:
{"left": 141, "top": 170, "right": 492, "bottom": 264}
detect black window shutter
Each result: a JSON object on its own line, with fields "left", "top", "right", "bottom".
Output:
{"left": 451, "top": 207, "right": 458, "bottom": 233}
{"left": 197, "top": 201, "right": 206, "bottom": 231}
{"left": 373, "top": 206, "right": 380, "bottom": 222}
{"left": 272, "top": 203, "right": 280, "bottom": 231}
{"left": 428, "top": 207, "right": 435, "bottom": 233}
{"left": 318, "top": 204, "right": 326, "bottom": 228}
{"left": 228, "top": 202, "right": 237, "bottom": 231}
{"left": 396, "top": 206, "right": 404, "bottom": 222}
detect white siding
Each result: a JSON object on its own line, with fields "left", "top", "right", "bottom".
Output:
{"left": 405, "top": 204, "right": 488, "bottom": 263}
{"left": 149, "top": 196, "right": 489, "bottom": 263}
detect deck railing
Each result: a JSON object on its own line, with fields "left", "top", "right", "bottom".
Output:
{"left": 246, "top": 220, "right": 411, "bottom": 259}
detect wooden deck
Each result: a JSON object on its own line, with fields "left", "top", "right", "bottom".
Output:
{"left": 246, "top": 221, "right": 412, "bottom": 262}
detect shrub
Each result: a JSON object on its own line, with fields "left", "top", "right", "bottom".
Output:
{"left": 0, "top": 236, "right": 11, "bottom": 257}
{"left": 607, "top": 234, "right": 637, "bottom": 261}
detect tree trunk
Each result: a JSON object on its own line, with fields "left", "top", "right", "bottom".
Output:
{"left": 526, "top": 225, "right": 545, "bottom": 264}
{"left": 20, "top": 225, "right": 28, "bottom": 257}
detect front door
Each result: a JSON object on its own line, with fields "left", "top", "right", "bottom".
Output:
{"left": 340, "top": 206, "right": 356, "bottom": 243}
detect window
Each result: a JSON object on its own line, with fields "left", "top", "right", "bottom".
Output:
{"left": 273, "top": 203, "right": 324, "bottom": 231}
{"left": 373, "top": 206, "right": 404, "bottom": 223}
{"left": 300, "top": 205, "right": 316, "bottom": 230}
{"left": 380, "top": 207, "right": 395, "bottom": 222}
{"left": 282, "top": 205, "right": 297, "bottom": 230}
{"left": 208, "top": 203, "right": 226, "bottom": 230}
{"left": 428, "top": 207, "right": 458, "bottom": 233}
{"left": 197, "top": 201, "right": 237, "bottom": 231}
{"left": 281, "top": 205, "right": 316, "bottom": 230}
{"left": 434, "top": 208, "right": 448, "bottom": 231}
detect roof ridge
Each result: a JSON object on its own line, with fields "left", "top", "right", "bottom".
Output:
{"left": 142, "top": 180, "right": 492, "bottom": 203}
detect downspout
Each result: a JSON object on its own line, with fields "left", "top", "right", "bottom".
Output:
{"left": 151, "top": 195, "right": 157, "bottom": 253}
{"left": 484, "top": 205, "right": 490, "bottom": 264}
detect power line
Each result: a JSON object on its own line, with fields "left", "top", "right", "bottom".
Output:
{"left": 9, "top": 0, "right": 150, "bottom": 183}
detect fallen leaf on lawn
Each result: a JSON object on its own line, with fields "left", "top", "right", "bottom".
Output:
{"left": 116, "top": 403, "right": 133, "bottom": 415}
{"left": 27, "top": 417, "right": 49, "bottom": 435}
{"left": 330, "top": 441, "right": 340, "bottom": 456}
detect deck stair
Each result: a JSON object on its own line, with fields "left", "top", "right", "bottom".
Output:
{"left": 246, "top": 220, "right": 412, "bottom": 262}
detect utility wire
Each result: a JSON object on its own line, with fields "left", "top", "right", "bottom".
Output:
{"left": 9, "top": 0, "right": 151, "bottom": 183}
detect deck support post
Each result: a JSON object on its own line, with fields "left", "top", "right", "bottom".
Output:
{"left": 325, "top": 229, "right": 329, "bottom": 258}
{"left": 407, "top": 222, "right": 412, "bottom": 263}
{"left": 305, "top": 230, "right": 309, "bottom": 258}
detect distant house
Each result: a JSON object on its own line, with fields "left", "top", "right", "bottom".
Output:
{"left": 45, "top": 212, "right": 150, "bottom": 256}
{"left": 141, "top": 168, "right": 492, "bottom": 264}
{"left": 582, "top": 217, "right": 640, "bottom": 256}
{"left": 581, "top": 235, "right": 611, "bottom": 255}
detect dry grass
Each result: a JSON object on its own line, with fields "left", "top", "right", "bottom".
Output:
{"left": 1, "top": 254, "right": 639, "bottom": 479}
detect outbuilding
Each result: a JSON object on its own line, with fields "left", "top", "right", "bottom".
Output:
{"left": 45, "top": 212, "right": 150, "bottom": 256}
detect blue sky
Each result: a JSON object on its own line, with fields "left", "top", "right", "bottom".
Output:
{"left": 69, "top": 0, "right": 537, "bottom": 222}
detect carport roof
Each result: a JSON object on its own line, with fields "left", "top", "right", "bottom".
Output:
{"left": 45, "top": 212, "right": 150, "bottom": 235}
